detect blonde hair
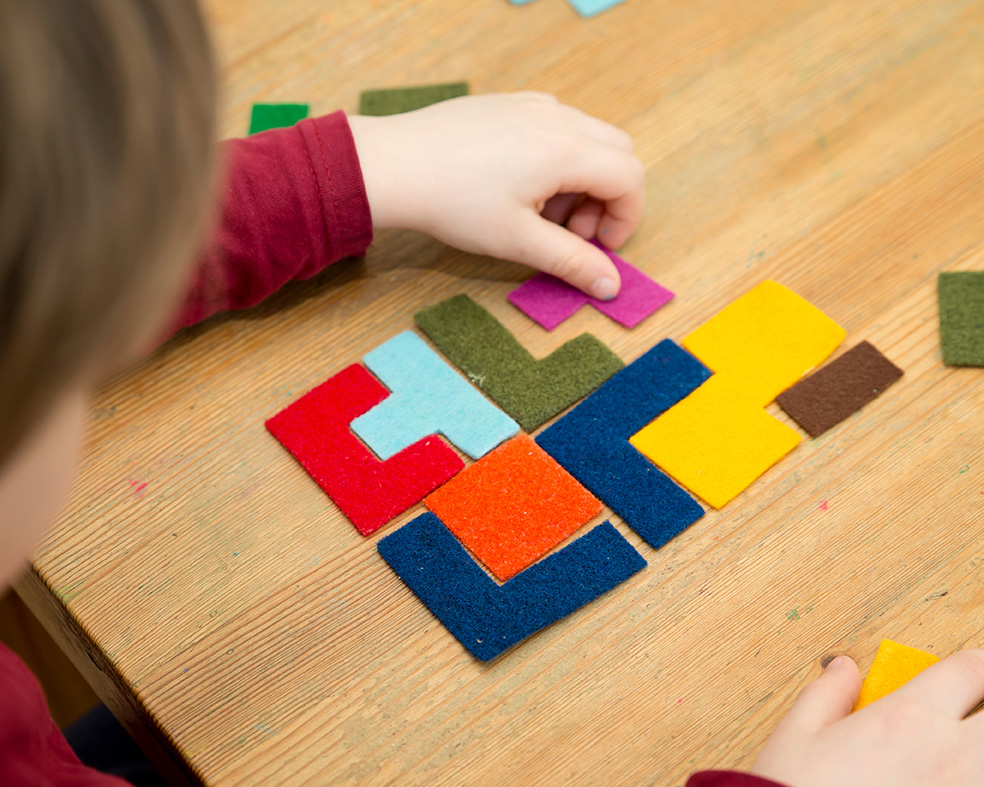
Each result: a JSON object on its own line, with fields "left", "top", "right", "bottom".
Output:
{"left": 0, "top": 0, "right": 218, "bottom": 465}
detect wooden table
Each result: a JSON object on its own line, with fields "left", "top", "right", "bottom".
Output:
{"left": 17, "top": 0, "right": 984, "bottom": 783}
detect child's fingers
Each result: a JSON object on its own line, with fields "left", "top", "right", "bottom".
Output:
{"left": 541, "top": 193, "right": 581, "bottom": 225}
{"left": 512, "top": 214, "right": 621, "bottom": 298}
{"left": 884, "top": 649, "right": 984, "bottom": 719}
{"left": 776, "top": 656, "right": 862, "bottom": 736}
{"left": 567, "top": 198, "right": 605, "bottom": 239}
{"left": 556, "top": 147, "right": 645, "bottom": 246}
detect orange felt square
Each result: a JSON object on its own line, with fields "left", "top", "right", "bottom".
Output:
{"left": 425, "top": 433, "right": 602, "bottom": 581}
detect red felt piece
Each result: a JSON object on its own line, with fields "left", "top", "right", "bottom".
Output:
{"left": 265, "top": 364, "right": 464, "bottom": 536}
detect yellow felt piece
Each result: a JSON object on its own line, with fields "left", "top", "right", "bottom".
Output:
{"left": 853, "top": 639, "right": 940, "bottom": 711}
{"left": 629, "top": 380, "right": 801, "bottom": 508}
{"left": 682, "top": 281, "right": 846, "bottom": 407}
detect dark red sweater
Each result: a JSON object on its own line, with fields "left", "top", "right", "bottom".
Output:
{"left": 0, "top": 111, "right": 780, "bottom": 787}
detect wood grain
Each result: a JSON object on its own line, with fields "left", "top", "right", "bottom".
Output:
{"left": 19, "top": 0, "right": 984, "bottom": 783}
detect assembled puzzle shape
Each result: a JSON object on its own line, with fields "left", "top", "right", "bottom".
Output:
{"left": 938, "top": 271, "right": 984, "bottom": 367}
{"left": 359, "top": 83, "right": 469, "bottom": 116}
{"left": 630, "top": 377, "right": 802, "bottom": 509}
{"left": 507, "top": 241, "right": 674, "bottom": 331}
{"left": 536, "top": 340, "right": 708, "bottom": 548}
{"left": 683, "top": 280, "right": 845, "bottom": 407}
{"left": 854, "top": 639, "right": 939, "bottom": 711}
{"left": 415, "top": 294, "right": 624, "bottom": 431}
{"left": 378, "top": 514, "right": 645, "bottom": 661}
{"left": 265, "top": 364, "right": 463, "bottom": 536}
{"left": 248, "top": 103, "right": 309, "bottom": 135}
{"left": 350, "top": 331, "right": 519, "bottom": 460}
{"left": 776, "top": 341, "right": 904, "bottom": 437}
{"left": 425, "top": 434, "right": 601, "bottom": 581}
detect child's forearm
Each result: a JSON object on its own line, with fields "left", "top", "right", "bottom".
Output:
{"left": 175, "top": 111, "right": 372, "bottom": 330}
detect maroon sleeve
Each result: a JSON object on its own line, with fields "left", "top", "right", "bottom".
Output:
{"left": 687, "top": 771, "right": 790, "bottom": 787}
{"left": 176, "top": 110, "right": 373, "bottom": 329}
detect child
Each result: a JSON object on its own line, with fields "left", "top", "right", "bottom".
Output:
{"left": 1, "top": 1, "right": 982, "bottom": 785}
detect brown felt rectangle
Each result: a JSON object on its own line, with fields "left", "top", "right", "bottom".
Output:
{"left": 776, "top": 341, "right": 903, "bottom": 437}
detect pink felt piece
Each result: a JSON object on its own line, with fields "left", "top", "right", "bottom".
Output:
{"left": 507, "top": 240, "right": 674, "bottom": 331}
{"left": 265, "top": 364, "right": 464, "bottom": 536}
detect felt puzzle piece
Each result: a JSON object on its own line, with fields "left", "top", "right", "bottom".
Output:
{"left": 358, "top": 83, "right": 469, "bottom": 116}
{"left": 938, "top": 271, "right": 984, "bottom": 366}
{"left": 265, "top": 364, "right": 463, "bottom": 536}
{"left": 507, "top": 240, "right": 674, "bottom": 331}
{"left": 248, "top": 103, "right": 309, "bottom": 135}
{"left": 414, "top": 294, "right": 624, "bottom": 431}
{"left": 378, "top": 513, "right": 645, "bottom": 661}
{"left": 425, "top": 434, "right": 601, "bottom": 581}
{"left": 854, "top": 639, "right": 940, "bottom": 711}
{"left": 682, "top": 281, "right": 846, "bottom": 407}
{"left": 776, "top": 341, "right": 904, "bottom": 438}
{"left": 536, "top": 340, "right": 709, "bottom": 548}
{"left": 567, "top": 0, "right": 628, "bottom": 17}
{"left": 350, "top": 331, "right": 518, "bottom": 461}
{"left": 630, "top": 379, "right": 801, "bottom": 508}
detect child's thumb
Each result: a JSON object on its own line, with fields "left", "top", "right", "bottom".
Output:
{"left": 781, "top": 656, "right": 863, "bottom": 734}
{"left": 517, "top": 218, "right": 621, "bottom": 299}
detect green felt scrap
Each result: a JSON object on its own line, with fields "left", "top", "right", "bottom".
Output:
{"left": 939, "top": 272, "right": 984, "bottom": 366}
{"left": 415, "top": 294, "right": 624, "bottom": 432}
{"left": 248, "top": 103, "right": 309, "bottom": 135}
{"left": 359, "top": 83, "right": 470, "bottom": 116}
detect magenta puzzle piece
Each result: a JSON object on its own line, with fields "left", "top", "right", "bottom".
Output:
{"left": 507, "top": 240, "right": 674, "bottom": 331}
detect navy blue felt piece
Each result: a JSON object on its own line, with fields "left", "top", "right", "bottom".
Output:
{"left": 377, "top": 513, "right": 646, "bottom": 661}
{"left": 536, "top": 339, "right": 710, "bottom": 549}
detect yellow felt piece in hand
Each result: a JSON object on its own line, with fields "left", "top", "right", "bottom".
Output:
{"left": 682, "top": 281, "right": 846, "bottom": 407}
{"left": 853, "top": 639, "right": 940, "bottom": 711}
{"left": 629, "top": 380, "right": 801, "bottom": 509}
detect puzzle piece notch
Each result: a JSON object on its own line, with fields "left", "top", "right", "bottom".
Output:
{"left": 682, "top": 280, "right": 846, "bottom": 407}
{"left": 425, "top": 434, "right": 601, "bottom": 581}
{"left": 938, "top": 271, "right": 984, "bottom": 367}
{"left": 854, "top": 639, "right": 940, "bottom": 711}
{"left": 378, "top": 513, "right": 646, "bottom": 661}
{"left": 248, "top": 103, "right": 309, "bottom": 135}
{"left": 630, "top": 376, "right": 801, "bottom": 509}
{"left": 265, "top": 364, "right": 463, "bottom": 536}
{"left": 415, "top": 294, "right": 624, "bottom": 432}
{"left": 776, "top": 341, "right": 904, "bottom": 437}
{"left": 359, "top": 83, "right": 469, "bottom": 116}
{"left": 350, "top": 331, "right": 519, "bottom": 461}
{"left": 507, "top": 240, "right": 674, "bottom": 331}
{"left": 536, "top": 340, "right": 708, "bottom": 548}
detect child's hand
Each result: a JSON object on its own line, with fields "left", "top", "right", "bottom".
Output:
{"left": 750, "top": 651, "right": 984, "bottom": 787}
{"left": 348, "top": 92, "right": 645, "bottom": 299}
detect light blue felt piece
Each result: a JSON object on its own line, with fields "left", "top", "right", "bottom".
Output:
{"left": 567, "top": 0, "right": 626, "bottom": 17}
{"left": 351, "top": 331, "right": 519, "bottom": 461}
{"left": 509, "top": 0, "right": 540, "bottom": 4}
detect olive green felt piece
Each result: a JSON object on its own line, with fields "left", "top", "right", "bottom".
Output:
{"left": 358, "top": 83, "right": 469, "bottom": 116}
{"left": 415, "top": 294, "right": 624, "bottom": 432}
{"left": 248, "top": 103, "right": 309, "bottom": 135}
{"left": 938, "top": 272, "right": 984, "bottom": 367}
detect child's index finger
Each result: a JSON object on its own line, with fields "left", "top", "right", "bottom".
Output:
{"left": 875, "top": 648, "right": 984, "bottom": 719}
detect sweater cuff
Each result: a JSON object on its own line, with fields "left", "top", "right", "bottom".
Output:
{"left": 296, "top": 110, "right": 374, "bottom": 262}
{"left": 687, "top": 771, "right": 790, "bottom": 787}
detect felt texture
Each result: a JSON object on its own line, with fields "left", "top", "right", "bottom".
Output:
{"left": 351, "top": 331, "right": 519, "bottom": 460}
{"left": 854, "top": 639, "right": 940, "bottom": 711}
{"left": 414, "top": 294, "right": 624, "bottom": 431}
{"left": 536, "top": 340, "right": 708, "bottom": 548}
{"left": 682, "top": 281, "right": 846, "bottom": 407}
{"left": 630, "top": 378, "right": 801, "bottom": 508}
{"left": 567, "top": 0, "right": 627, "bottom": 16}
{"left": 248, "top": 103, "right": 310, "bottom": 135}
{"left": 377, "top": 514, "right": 646, "bottom": 661}
{"left": 358, "top": 83, "right": 469, "bottom": 116}
{"left": 938, "top": 271, "right": 984, "bottom": 366}
{"left": 265, "top": 364, "right": 463, "bottom": 536}
{"left": 776, "top": 341, "right": 904, "bottom": 437}
{"left": 507, "top": 240, "right": 674, "bottom": 331}
{"left": 425, "top": 434, "right": 601, "bottom": 581}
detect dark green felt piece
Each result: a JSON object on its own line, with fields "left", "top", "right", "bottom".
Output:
{"left": 415, "top": 294, "right": 624, "bottom": 432}
{"left": 939, "top": 272, "right": 984, "bottom": 367}
{"left": 248, "top": 103, "right": 309, "bottom": 135}
{"left": 359, "top": 83, "right": 469, "bottom": 116}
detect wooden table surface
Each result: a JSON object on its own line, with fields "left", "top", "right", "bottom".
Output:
{"left": 17, "top": 0, "right": 984, "bottom": 784}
